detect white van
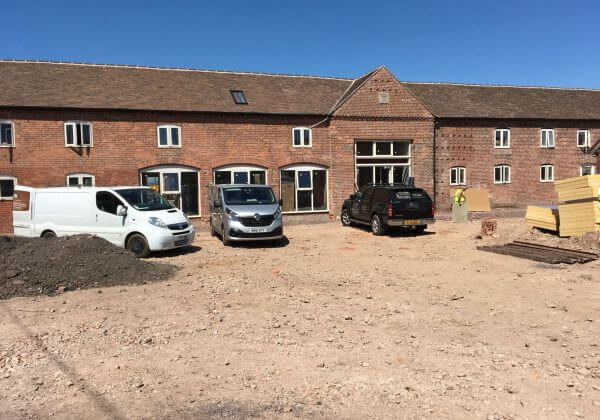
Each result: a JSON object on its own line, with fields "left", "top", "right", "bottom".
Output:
{"left": 12, "top": 186, "right": 195, "bottom": 257}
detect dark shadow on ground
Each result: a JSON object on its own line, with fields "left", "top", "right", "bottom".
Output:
{"left": 346, "top": 224, "right": 436, "bottom": 238}
{"left": 220, "top": 236, "right": 290, "bottom": 249}
{"left": 149, "top": 245, "right": 202, "bottom": 258}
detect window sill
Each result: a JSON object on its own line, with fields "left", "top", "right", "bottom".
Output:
{"left": 540, "top": 146, "right": 555, "bottom": 149}
{"left": 65, "top": 145, "right": 92, "bottom": 148}
{"left": 540, "top": 180, "right": 554, "bottom": 183}
{"left": 493, "top": 146, "right": 511, "bottom": 150}
{"left": 0, "top": 145, "right": 14, "bottom": 148}
{"left": 0, "top": 197, "right": 14, "bottom": 201}
{"left": 282, "top": 209, "right": 329, "bottom": 215}
{"left": 158, "top": 145, "right": 183, "bottom": 149}
{"left": 292, "top": 145, "right": 312, "bottom": 148}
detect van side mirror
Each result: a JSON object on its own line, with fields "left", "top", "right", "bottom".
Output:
{"left": 349, "top": 194, "right": 356, "bottom": 200}
{"left": 213, "top": 200, "right": 222, "bottom": 208}
{"left": 278, "top": 199, "right": 283, "bottom": 206}
{"left": 116, "top": 205, "right": 127, "bottom": 217}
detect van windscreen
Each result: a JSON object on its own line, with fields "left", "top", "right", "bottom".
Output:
{"left": 223, "top": 187, "right": 276, "bottom": 205}
{"left": 117, "top": 188, "right": 173, "bottom": 211}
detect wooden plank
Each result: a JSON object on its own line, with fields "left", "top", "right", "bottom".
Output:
{"left": 511, "top": 241, "right": 599, "bottom": 258}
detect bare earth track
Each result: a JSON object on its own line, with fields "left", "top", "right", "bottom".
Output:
{"left": 1, "top": 219, "right": 599, "bottom": 419}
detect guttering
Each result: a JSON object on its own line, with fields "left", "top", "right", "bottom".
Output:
{"left": 433, "top": 119, "right": 439, "bottom": 206}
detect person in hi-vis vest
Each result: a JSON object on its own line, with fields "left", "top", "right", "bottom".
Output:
{"left": 452, "top": 187, "right": 468, "bottom": 223}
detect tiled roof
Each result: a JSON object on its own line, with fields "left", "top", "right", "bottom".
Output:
{"left": 0, "top": 60, "right": 352, "bottom": 115}
{"left": 404, "top": 82, "right": 600, "bottom": 120}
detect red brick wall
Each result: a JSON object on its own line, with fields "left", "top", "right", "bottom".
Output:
{"left": 435, "top": 119, "right": 600, "bottom": 208}
{"left": 0, "top": 200, "right": 12, "bottom": 234}
{"left": 330, "top": 67, "right": 436, "bottom": 210}
{"left": 0, "top": 109, "right": 340, "bottom": 220}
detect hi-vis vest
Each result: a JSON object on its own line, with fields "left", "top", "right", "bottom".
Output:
{"left": 453, "top": 189, "right": 466, "bottom": 205}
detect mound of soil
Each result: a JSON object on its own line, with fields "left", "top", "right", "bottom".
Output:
{"left": 0, "top": 235, "right": 177, "bottom": 300}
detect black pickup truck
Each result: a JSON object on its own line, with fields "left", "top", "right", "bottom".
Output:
{"left": 341, "top": 184, "right": 435, "bottom": 235}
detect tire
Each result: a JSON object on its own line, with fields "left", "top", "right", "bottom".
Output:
{"left": 415, "top": 225, "right": 427, "bottom": 234}
{"left": 341, "top": 209, "right": 352, "bottom": 226}
{"left": 209, "top": 219, "right": 217, "bottom": 237}
{"left": 126, "top": 233, "right": 150, "bottom": 258}
{"left": 221, "top": 225, "right": 231, "bottom": 246}
{"left": 41, "top": 230, "right": 57, "bottom": 239}
{"left": 371, "top": 214, "right": 386, "bottom": 236}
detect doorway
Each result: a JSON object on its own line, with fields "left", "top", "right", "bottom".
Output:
{"left": 140, "top": 166, "right": 200, "bottom": 216}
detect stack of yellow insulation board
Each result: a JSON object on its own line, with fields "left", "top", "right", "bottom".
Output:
{"left": 525, "top": 205, "right": 559, "bottom": 231}
{"left": 554, "top": 175, "right": 600, "bottom": 237}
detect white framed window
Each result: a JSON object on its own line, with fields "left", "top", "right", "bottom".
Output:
{"left": 450, "top": 167, "right": 466, "bottom": 185}
{"left": 66, "top": 173, "right": 95, "bottom": 187}
{"left": 494, "top": 129, "right": 510, "bottom": 148}
{"left": 64, "top": 121, "right": 92, "bottom": 147}
{"left": 355, "top": 140, "right": 412, "bottom": 188}
{"left": 0, "top": 176, "right": 16, "bottom": 199}
{"left": 280, "top": 165, "right": 328, "bottom": 213}
{"left": 355, "top": 141, "right": 411, "bottom": 157}
{"left": 157, "top": 125, "right": 181, "bottom": 148}
{"left": 540, "top": 165, "right": 554, "bottom": 182}
{"left": 577, "top": 129, "right": 590, "bottom": 148}
{"left": 580, "top": 164, "right": 596, "bottom": 176}
{"left": 140, "top": 165, "right": 200, "bottom": 216}
{"left": 213, "top": 165, "right": 267, "bottom": 185}
{"left": 292, "top": 127, "right": 312, "bottom": 147}
{"left": 493, "top": 165, "right": 511, "bottom": 184}
{"left": 0, "top": 120, "right": 14, "bottom": 147}
{"left": 540, "top": 129, "right": 555, "bottom": 148}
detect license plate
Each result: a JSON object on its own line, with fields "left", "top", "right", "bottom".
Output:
{"left": 249, "top": 228, "right": 267, "bottom": 233}
{"left": 404, "top": 219, "right": 419, "bottom": 225}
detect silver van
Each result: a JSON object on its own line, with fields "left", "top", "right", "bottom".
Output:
{"left": 208, "top": 184, "right": 284, "bottom": 245}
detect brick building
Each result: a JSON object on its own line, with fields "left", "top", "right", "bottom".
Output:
{"left": 1, "top": 60, "right": 599, "bottom": 232}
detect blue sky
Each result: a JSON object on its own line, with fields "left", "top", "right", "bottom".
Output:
{"left": 1, "top": 0, "right": 599, "bottom": 87}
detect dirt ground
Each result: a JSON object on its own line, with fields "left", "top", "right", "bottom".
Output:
{"left": 1, "top": 219, "right": 599, "bottom": 419}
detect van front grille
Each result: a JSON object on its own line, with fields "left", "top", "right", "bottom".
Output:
{"left": 168, "top": 222, "right": 189, "bottom": 231}
{"left": 239, "top": 215, "right": 274, "bottom": 227}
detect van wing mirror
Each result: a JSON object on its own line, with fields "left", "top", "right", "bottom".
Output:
{"left": 213, "top": 200, "right": 222, "bottom": 208}
{"left": 278, "top": 199, "right": 283, "bottom": 206}
{"left": 349, "top": 194, "right": 356, "bottom": 200}
{"left": 116, "top": 205, "right": 127, "bottom": 217}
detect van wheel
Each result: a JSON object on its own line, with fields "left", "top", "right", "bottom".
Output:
{"left": 127, "top": 234, "right": 150, "bottom": 258}
{"left": 221, "top": 226, "right": 231, "bottom": 246}
{"left": 371, "top": 214, "right": 386, "bottom": 236}
{"left": 41, "top": 231, "right": 57, "bottom": 239}
{"left": 341, "top": 209, "right": 352, "bottom": 226}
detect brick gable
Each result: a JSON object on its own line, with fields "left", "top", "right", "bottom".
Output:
{"left": 332, "top": 67, "right": 433, "bottom": 119}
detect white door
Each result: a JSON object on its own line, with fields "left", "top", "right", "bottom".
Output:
{"left": 94, "top": 190, "right": 127, "bottom": 245}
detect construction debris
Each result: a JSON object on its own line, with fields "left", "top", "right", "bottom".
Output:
{"left": 554, "top": 175, "right": 600, "bottom": 237}
{"left": 477, "top": 240, "right": 599, "bottom": 264}
{"left": 525, "top": 205, "right": 559, "bottom": 231}
{"left": 480, "top": 218, "right": 497, "bottom": 235}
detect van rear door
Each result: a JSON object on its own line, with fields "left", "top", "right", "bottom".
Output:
{"left": 13, "top": 187, "right": 34, "bottom": 237}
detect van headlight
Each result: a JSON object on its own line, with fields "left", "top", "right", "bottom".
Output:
{"left": 225, "top": 208, "right": 239, "bottom": 221}
{"left": 148, "top": 217, "right": 168, "bottom": 229}
{"left": 274, "top": 209, "right": 281, "bottom": 220}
